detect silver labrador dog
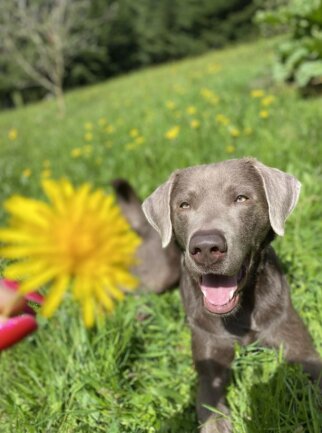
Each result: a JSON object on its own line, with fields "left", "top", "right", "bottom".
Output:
{"left": 141, "top": 158, "right": 322, "bottom": 433}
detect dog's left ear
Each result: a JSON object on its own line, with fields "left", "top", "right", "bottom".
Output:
{"left": 142, "top": 172, "right": 177, "bottom": 248}
{"left": 252, "top": 160, "right": 301, "bottom": 236}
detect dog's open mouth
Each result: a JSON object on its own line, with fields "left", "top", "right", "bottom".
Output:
{"left": 199, "top": 269, "right": 244, "bottom": 315}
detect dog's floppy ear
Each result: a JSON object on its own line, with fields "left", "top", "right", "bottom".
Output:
{"left": 252, "top": 160, "right": 301, "bottom": 236}
{"left": 142, "top": 173, "right": 177, "bottom": 248}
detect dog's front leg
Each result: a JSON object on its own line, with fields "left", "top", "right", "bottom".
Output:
{"left": 192, "top": 329, "right": 235, "bottom": 433}
{"left": 262, "top": 307, "right": 322, "bottom": 389}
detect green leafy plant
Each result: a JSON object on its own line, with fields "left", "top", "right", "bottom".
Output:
{"left": 256, "top": 0, "right": 322, "bottom": 89}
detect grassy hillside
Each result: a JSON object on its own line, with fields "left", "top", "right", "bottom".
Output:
{"left": 0, "top": 38, "right": 321, "bottom": 432}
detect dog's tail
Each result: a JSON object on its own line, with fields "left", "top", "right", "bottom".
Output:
{"left": 111, "top": 178, "right": 181, "bottom": 293}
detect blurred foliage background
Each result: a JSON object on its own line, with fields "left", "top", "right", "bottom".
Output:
{"left": 0, "top": 0, "right": 264, "bottom": 110}
{"left": 256, "top": 0, "right": 322, "bottom": 92}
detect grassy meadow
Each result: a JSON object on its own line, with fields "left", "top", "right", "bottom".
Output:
{"left": 0, "top": 37, "right": 321, "bottom": 432}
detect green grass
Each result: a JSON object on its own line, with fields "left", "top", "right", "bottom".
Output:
{"left": 0, "top": 37, "right": 321, "bottom": 432}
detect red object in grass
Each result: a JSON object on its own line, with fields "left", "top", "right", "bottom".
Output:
{"left": 0, "top": 279, "right": 43, "bottom": 351}
{"left": 0, "top": 314, "right": 38, "bottom": 350}
{"left": 1, "top": 279, "right": 44, "bottom": 306}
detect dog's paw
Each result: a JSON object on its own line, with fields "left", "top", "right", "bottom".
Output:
{"left": 199, "top": 414, "right": 232, "bottom": 433}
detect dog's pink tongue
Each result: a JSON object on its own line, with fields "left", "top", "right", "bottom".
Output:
{"left": 200, "top": 274, "right": 238, "bottom": 306}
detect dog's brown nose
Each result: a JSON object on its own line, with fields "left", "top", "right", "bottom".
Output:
{"left": 189, "top": 230, "right": 227, "bottom": 265}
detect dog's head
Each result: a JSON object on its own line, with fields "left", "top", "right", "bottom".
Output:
{"left": 142, "top": 158, "right": 300, "bottom": 316}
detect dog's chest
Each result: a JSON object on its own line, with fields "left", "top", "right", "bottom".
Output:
{"left": 188, "top": 312, "right": 259, "bottom": 346}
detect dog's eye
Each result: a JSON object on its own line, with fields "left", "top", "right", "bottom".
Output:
{"left": 179, "top": 201, "right": 190, "bottom": 209}
{"left": 235, "top": 195, "right": 249, "bottom": 203}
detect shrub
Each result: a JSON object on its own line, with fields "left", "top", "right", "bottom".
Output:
{"left": 256, "top": 0, "right": 322, "bottom": 90}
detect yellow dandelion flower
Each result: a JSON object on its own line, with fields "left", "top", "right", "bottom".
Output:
{"left": 84, "top": 122, "right": 93, "bottom": 131}
{"left": 186, "top": 106, "right": 197, "bottom": 115}
{"left": 71, "top": 148, "right": 82, "bottom": 158}
{"left": 129, "top": 128, "right": 139, "bottom": 138}
{"left": 43, "top": 160, "right": 51, "bottom": 168}
{"left": 0, "top": 179, "right": 141, "bottom": 327}
{"left": 22, "top": 168, "right": 32, "bottom": 178}
{"left": 84, "top": 132, "right": 93, "bottom": 142}
{"left": 190, "top": 119, "right": 200, "bottom": 129}
{"left": 261, "top": 95, "right": 275, "bottom": 107}
{"left": 83, "top": 145, "right": 93, "bottom": 156}
{"left": 135, "top": 136, "right": 145, "bottom": 145}
{"left": 229, "top": 127, "right": 240, "bottom": 138}
{"left": 207, "top": 63, "right": 222, "bottom": 74}
{"left": 98, "top": 117, "right": 107, "bottom": 126}
{"left": 200, "top": 87, "right": 212, "bottom": 99}
{"left": 226, "top": 145, "right": 236, "bottom": 154}
{"left": 84, "top": 122, "right": 93, "bottom": 130}
{"left": 251, "top": 89, "right": 265, "bottom": 98}
{"left": 215, "top": 114, "right": 230, "bottom": 126}
{"left": 165, "top": 126, "right": 180, "bottom": 140}
{"left": 165, "top": 100, "right": 176, "bottom": 110}
{"left": 200, "top": 88, "right": 220, "bottom": 105}
{"left": 209, "top": 95, "right": 220, "bottom": 105}
{"left": 126, "top": 142, "right": 138, "bottom": 151}
{"left": 8, "top": 129, "right": 18, "bottom": 141}
{"left": 173, "top": 85, "right": 185, "bottom": 95}
{"left": 244, "top": 127, "right": 253, "bottom": 136}
{"left": 41, "top": 169, "right": 51, "bottom": 178}
{"left": 105, "top": 125, "right": 115, "bottom": 134}
{"left": 259, "top": 110, "right": 269, "bottom": 119}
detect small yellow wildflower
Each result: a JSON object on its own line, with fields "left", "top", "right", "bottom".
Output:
{"left": 0, "top": 179, "right": 141, "bottom": 327}
{"left": 251, "top": 89, "right": 265, "bottom": 98}
{"left": 259, "top": 110, "right": 269, "bottom": 119}
{"left": 22, "top": 169, "right": 32, "bottom": 178}
{"left": 71, "top": 148, "right": 82, "bottom": 158}
{"left": 105, "top": 125, "right": 115, "bottom": 134}
{"left": 229, "top": 127, "right": 240, "bottom": 138}
{"left": 129, "top": 128, "right": 139, "bottom": 138}
{"left": 215, "top": 114, "right": 230, "bottom": 126}
{"left": 200, "top": 88, "right": 220, "bottom": 105}
{"left": 84, "top": 132, "right": 93, "bottom": 142}
{"left": 83, "top": 145, "right": 93, "bottom": 156}
{"left": 200, "top": 87, "right": 212, "bottom": 99}
{"left": 84, "top": 122, "right": 93, "bottom": 130}
{"left": 261, "top": 95, "right": 275, "bottom": 107}
{"left": 200, "top": 87, "right": 212, "bottom": 98}
{"left": 126, "top": 142, "right": 138, "bottom": 151}
{"left": 186, "top": 106, "right": 197, "bottom": 115}
{"left": 98, "top": 117, "right": 107, "bottom": 126}
{"left": 165, "top": 126, "right": 180, "bottom": 140}
{"left": 190, "top": 119, "right": 200, "bottom": 129}
{"left": 165, "top": 100, "right": 176, "bottom": 110}
{"left": 207, "top": 63, "right": 222, "bottom": 74}
{"left": 173, "top": 84, "right": 185, "bottom": 95}
{"left": 43, "top": 160, "right": 51, "bottom": 168}
{"left": 209, "top": 96, "right": 220, "bottom": 105}
{"left": 226, "top": 145, "right": 236, "bottom": 154}
{"left": 8, "top": 129, "right": 18, "bottom": 141}
{"left": 135, "top": 136, "right": 145, "bottom": 145}
{"left": 41, "top": 169, "right": 51, "bottom": 178}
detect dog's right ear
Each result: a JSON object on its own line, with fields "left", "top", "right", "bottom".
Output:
{"left": 142, "top": 173, "right": 177, "bottom": 248}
